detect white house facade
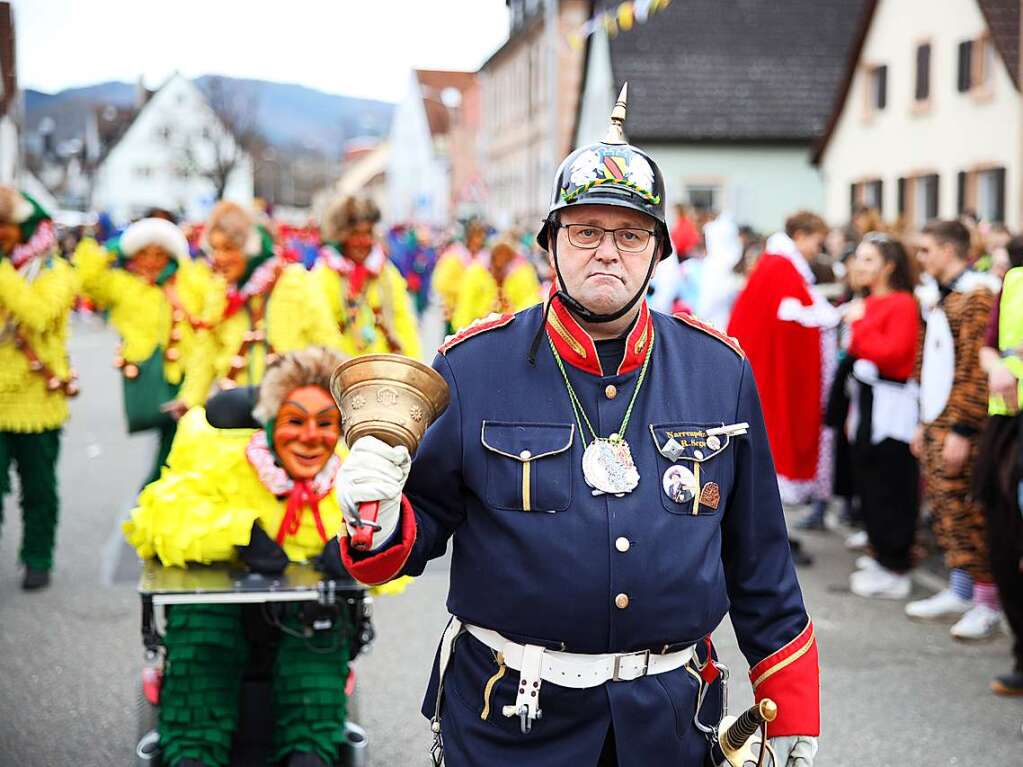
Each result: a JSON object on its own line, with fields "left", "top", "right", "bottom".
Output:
{"left": 91, "top": 74, "right": 253, "bottom": 224}
{"left": 386, "top": 72, "right": 449, "bottom": 226}
{"left": 816, "top": 0, "right": 1020, "bottom": 229}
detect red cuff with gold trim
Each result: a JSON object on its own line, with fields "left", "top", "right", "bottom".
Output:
{"left": 748, "top": 621, "right": 820, "bottom": 737}
{"left": 339, "top": 495, "right": 417, "bottom": 586}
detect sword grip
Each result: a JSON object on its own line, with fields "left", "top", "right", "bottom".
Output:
{"left": 349, "top": 500, "right": 380, "bottom": 551}
{"left": 722, "top": 699, "right": 777, "bottom": 753}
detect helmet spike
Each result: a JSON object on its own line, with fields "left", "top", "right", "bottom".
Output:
{"left": 603, "top": 82, "right": 628, "bottom": 145}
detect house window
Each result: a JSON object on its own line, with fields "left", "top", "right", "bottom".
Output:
{"left": 897, "top": 175, "right": 939, "bottom": 230}
{"left": 685, "top": 183, "right": 721, "bottom": 213}
{"left": 958, "top": 167, "right": 1006, "bottom": 222}
{"left": 914, "top": 43, "right": 931, "bottom": 102}
{"left": 866, "top": 64, "right": 887, "bottom": 113}
{"left": 850, "top": 179, "right": 883, "bottom": 217}
{"left": 958, "top": 36, "right": 994, "bottom": 94}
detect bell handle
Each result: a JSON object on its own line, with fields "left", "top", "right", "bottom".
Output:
{"left": 350, "top": 500, "right": 381, "bottom": 551}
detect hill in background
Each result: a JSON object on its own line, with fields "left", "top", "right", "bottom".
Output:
{"left": 25, "top": 75, "right": 395, "bottom": 156}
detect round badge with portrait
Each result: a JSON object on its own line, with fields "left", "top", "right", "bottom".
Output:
{"left": 662, "top": 464, "right": 698, "bottom": 505}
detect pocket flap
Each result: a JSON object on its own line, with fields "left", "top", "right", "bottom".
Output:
{"left": 481, "top": 421, "right": 575, "bottom": 462}
{"left": 649, "top": 423, "right": 729, "bottom": 462}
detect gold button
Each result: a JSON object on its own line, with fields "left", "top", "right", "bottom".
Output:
{"left": 615, "top": 593, "right": 629, "bottom": 609}
{"left": 615, "top": 537, "right": 630, "bottom": 553}
{"left": 605, "top": 384, "right": 617, "bottom": 399}
{"left": 519, "top": 450, "right": 532, "bottom": 460}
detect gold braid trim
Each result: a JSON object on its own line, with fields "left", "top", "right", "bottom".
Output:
{"left": 548, "top": 311, "right": 587, "bottom": 357}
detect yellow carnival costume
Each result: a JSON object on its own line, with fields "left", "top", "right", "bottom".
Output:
{"left": 124, "top": 407, "right": 345, "bottom": 566}
{"left": 179, "top": 263, "right": 343, "bottom": 407}
{"left": 432, "top": 242, "right": 477, "bottom": 327}
{"left": 314, "top": 245, "right": 421, "bottom": 359}
{"left": 0, "top": 192, "right": 77, "bottom": 580}
{"left": 451, "top": 257, "right": 541, "bottom": 332}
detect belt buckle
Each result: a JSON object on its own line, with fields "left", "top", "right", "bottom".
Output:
{"left": 612, "top": 649, "right": 650, "bottom": 682}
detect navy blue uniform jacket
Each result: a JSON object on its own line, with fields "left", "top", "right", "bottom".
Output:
{"left": 343, "top": 298, "right": 820, "bottom": 766}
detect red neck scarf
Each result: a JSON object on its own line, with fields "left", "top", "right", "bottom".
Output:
{"left": 275, "top": 480, "right": 329, "bottom": 545}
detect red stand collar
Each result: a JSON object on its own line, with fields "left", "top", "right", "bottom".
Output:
{"left": 546, "top": 290, "right": 653, "bottom": 376}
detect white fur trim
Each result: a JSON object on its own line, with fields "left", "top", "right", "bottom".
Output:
{"left": 120, "top": 218, "right": 190, "bottom": 262}
{"left": 12, "top": 193, "right": 34, "bottom": 223}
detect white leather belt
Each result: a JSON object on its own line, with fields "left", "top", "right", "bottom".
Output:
{"left": 467, "top": 624, "right": 695, "bottom": 688}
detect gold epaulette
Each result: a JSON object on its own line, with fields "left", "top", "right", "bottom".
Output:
{"left": 671, "top": 312, "right": 745, "bottom": 358}
{"left": 439, "top": 313, "right": 515, "bottom": 354}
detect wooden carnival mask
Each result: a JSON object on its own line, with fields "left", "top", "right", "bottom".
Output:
{"left": 272, "top": 385, "right": 342, "bottom": 481}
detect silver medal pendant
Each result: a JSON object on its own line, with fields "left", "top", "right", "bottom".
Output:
{"left": 582, "top": 435, "right": 640, "bottom": 497}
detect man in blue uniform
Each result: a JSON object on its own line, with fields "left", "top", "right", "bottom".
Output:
{"left": 336, "top": 87, "right": 820, "bottom": 766}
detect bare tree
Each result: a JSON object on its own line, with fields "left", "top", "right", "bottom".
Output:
{"left": 183, "top": 76, "right": 264, "bottom": 199}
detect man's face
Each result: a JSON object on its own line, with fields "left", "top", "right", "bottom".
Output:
{"left": 272, "top": 385, "right": 342, "bottom": 481}
{"left": 126, "top": 244, "right": 171, "bottom": 284}
{"left": 0, "top": 222, "right": 21, "bottom": 255}
{"left": 792, "top": 230, "right": 825, "bottom": 261}
{"left": 343, "top": 222, "right": 375, "bottom": 264}
{"left": 916, "top": 234, "right": 955, "bottom": 279}
{"left": 551, "top": 204, "right": 659, "bottom": 316}
{"left": 209, "top": 230, "right": 247, "bottom": 285}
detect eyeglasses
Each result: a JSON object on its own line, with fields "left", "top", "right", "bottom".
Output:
{"left": 562, "top": 224, "right": 656, "bottom": 253}
{"left": 862, "top": 231, "right": 892, "bottom": 244}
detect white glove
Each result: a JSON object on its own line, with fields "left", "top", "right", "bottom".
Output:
{"left": 764, "top": 736, "right": 818, "bottom": 767}
{"left": 336, "top": 436, "right": 411, "bottom": 550}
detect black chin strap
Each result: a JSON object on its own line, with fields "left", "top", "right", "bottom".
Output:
{"left": 528, "top": 219, "right": 659, "bottom": 366}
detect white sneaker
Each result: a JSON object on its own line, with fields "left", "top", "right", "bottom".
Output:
{"left": 850, "top": 566, "right": 911, "bottom": 600}
{"left": 905, "top": 589, "right": 973, "bottom": 622}
{"left": 844, "top": 530, "right": 868, "bottom": 550}
{"left": 855, "top": 555, "right": 880, "bottom": 571}
{"left": 951, "top": 604, "right": 1003, "bottom": 641}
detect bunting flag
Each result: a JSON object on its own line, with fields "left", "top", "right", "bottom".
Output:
{"left": 567, "top": 0, "right": 672, "bottom": 50}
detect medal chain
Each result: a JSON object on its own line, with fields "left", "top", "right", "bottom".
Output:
{"left": 547, "top": 333, "right": 654, "bottom": 446}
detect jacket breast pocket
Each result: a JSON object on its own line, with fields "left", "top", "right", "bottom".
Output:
{"left": 482, "top": 421, "right": 575, "bottom": 512}
{"left": 650, "top": 422, "right": 734, "bottom": 516}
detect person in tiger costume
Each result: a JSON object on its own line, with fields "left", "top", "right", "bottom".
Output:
{"left": 909, "top": 219, "right": 1001, "bottom": 640}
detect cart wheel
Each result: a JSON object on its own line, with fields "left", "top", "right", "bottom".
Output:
{"left": 136, "top": 686, "right": 161, "bottom": 766}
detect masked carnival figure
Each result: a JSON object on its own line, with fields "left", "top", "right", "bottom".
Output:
{"left": 125, "top": 348, "right": 360, "bottom": 767}
{"left": 314, "top": 196, "right": 421, "bottom": 358}
{"left": 451, "top": 234, "right": 541, "bottom": 332}
{"left": 0, "top": 188, "right": 77, "bottom": 591}
{"left": 74, "top": 218, "right": 212, "bottom": 485}
{"left": 433, "top": 218, "right": 489, "bottom": 335}
{"left": 179, "top": 202, "right": 342, "bottom": 407}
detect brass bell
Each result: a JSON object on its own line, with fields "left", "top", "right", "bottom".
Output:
{"left": 65, "top": 380, "right": 80, "bottom": 397}
{"left": 46, "top": 376, "right": 62, "bottom": 391}
{"left": 165, "top": 347, "right": 181, "bottom": 362}
{"left": 124, "top": 364, "right": 140, "bottom": 379}
{"left": 172, "top": 310, "right": 186, "bottom": 323}
{"left": 219, "top": 378, "right": 237, "bottom": 391}
{"left": 170, "top": 327, "right": 183, "bottom": 342}
{"left": 113, "top": 355, "right": 125, "bottom": 369}
{"left": 265, "top": 352, "right": 280, "bottom": 366}
{"left": 230, "top": 354, "right": 246, "bottom": 371}
{"left": 29, "top": 359, "right": 43, "bottom": 372}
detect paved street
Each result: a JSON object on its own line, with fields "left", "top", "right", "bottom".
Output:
{"left": 1, "top": 318, "right": 1021, "bottom": 766}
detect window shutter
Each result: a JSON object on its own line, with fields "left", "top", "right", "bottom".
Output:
{"left": 993, "top": 167, "right": 1006, "bottom": 222}
{"left": 871, "top": 179, "right": 884, "bottom": 215}
{"left": 897, "top": 177, "right": 907, "bottom": 215}
{"left": 850, "top": 183, "right": 858, "bottom": 217}
{"left": 926, "top": 174, "right": 940, "bottom": 219}
{"left": 876, "top": 65, "right": 888, "bottom": 109}
{"left": 915, "top": 44, "right": 931, "bottom": 100}
{"left": 958, "top": 41, "right": 973, "bottom": 92}
{"left": 956, "top": 171, "right": 967, "bottom": 214}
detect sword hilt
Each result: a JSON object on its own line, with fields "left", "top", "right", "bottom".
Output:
{"left": 722, "top": 699, "right": 777, "bottom": 753}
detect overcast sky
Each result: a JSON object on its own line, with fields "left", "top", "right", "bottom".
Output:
{"left": 14, "top": 0, "right": 510, "bottom": 102}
